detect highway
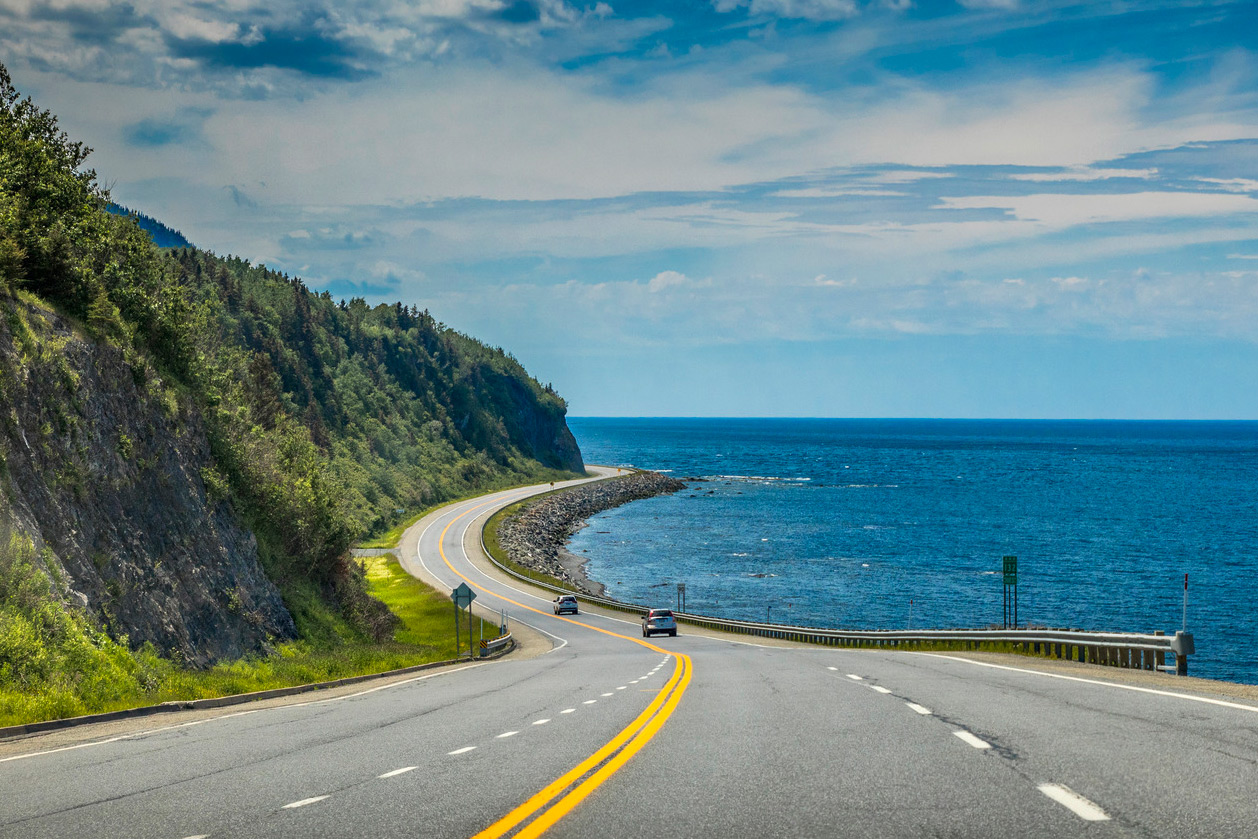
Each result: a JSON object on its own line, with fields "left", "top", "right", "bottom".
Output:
{"left": 3, "top": 471, "right": 1258, "bottom": 838}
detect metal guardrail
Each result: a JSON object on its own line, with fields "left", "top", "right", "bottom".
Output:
{"left": 479, "top": 528, "right": 1193, "bottom": 675}
{"left": 479, "top": 633, "right": 513, "bottom": 657}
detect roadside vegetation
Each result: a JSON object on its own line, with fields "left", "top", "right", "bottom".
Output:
{"left": 0, "top": 514, "right": 499, "bottom": 728}
{"left": 0, "top": 62, "right": 575, "bottom": 726}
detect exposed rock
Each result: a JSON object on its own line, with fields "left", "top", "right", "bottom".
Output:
{"left": 0, "top": 298, "right": 295, "bottom": 666}
{"left": 497, "top": 471, "right": 685, "bottom": 594}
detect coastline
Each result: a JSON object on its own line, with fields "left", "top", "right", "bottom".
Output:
{"left": 495, "top": 470, "right": 686, "bottom": 595}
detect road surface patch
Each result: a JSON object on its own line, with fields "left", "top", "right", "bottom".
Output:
{"left": 1038, "top": 783, "right": 1110, "bottom": 821}
{"left": 953, "top": 731, "right": 991, "bottom": 750}
{"left": 282, "top": 796, "right": 328, "bottom": 809}
{"left": 378, "top": 766, "right": 417, "bottom": 778}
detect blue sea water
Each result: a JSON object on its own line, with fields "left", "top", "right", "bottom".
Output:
{"left": 566, "top": 418, "right": 1258, "bottom": 684}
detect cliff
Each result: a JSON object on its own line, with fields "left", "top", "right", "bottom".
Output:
{"left": 0, "top": 296, "right": 295, "bottom": 665}
{"left": 0, "top": 61, "right": 584, "bottom": 670}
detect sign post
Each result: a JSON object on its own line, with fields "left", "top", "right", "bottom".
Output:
{"left": 677, "top": 582, "right": 686, "bottom": 613}
{"left": 452, "top": 583, "right": 476, "bottom": 659}
{"left": 1182, "top": 573, "right": 1188, "bottom": 633}
{"left": 1002, "top": 556, "right": 1018, "bottom": 629}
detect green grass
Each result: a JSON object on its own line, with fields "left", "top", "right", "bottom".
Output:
{"left": 482, "top": 489, "right": 581, "bottom": 593}
{"left": 0, "top": 525, "right": 502, "bottom": 729}
{"left": 359, "top": 553, "right": 500, "bottom": 647}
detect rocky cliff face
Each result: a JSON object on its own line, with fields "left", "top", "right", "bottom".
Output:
{"left": 0, "top": 297, "right": 295, "bottom": 666}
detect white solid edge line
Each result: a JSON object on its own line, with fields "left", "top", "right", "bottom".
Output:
{"left": 919, "top": 653, "right": 1258, "bottom": 715}
{"left": 283, "top": 796, "right": 329, "bottom": 809}
{"left": 906, "top": 703, "right": 932, "bottom": 715}
{"left": 953, "top": 731, "right": 991, "bottom": 749}
{"left": 448, "top": 746, "right": 477, "bottom": 755}
{"left": 871, "top": 686, "right": 892, "bottom": 694}
{"left": 0, "top": 662, "right": 488, "bottom": 764}
{"left": 379, "top": 766, "right": 418, "bottom": 778}
{"left": 1038, "top": 783, "right": 1110, "bottom": 821}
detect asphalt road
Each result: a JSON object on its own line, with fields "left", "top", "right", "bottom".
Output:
{"left": 4, "top": 470, "right": 1258, "bottom": 838}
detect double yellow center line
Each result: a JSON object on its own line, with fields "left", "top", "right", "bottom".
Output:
{"left": 431, "top": 497, "right": 694, "bottom": 838}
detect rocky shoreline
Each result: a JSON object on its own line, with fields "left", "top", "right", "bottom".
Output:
{"left": 496, "top": 471, "right": 686, "bottom": 594}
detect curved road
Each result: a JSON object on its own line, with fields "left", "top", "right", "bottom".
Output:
{"left": 3, "top": 471, "right": 1258, "bottom": 838}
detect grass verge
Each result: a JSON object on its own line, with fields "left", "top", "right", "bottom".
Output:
{"left": 0, "top": 524, "right": 500, "bottom": 728}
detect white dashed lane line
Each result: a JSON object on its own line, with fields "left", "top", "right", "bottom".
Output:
{"left": 561, "top": 708, "right": 575, "bottom": 714}
{"left": 583, "top": 699, "right": 597, "bottom": 705}
{"left": 1038, "top": 784, "right": 1110, "bottom": 821}
{"left": 601, "top": 692, "right": 614, "bottom": 697}
{"left": 378, "top": 766, "right": 417, "bottom": 778}
{"left": 282, "top": 796, "right": 328, "bottom": 809}
{"left": 496, "top": 731, "right": 518, "bottom": 739}
{"left": 831, "top": 666, "right": 1111, "bottom": 822}
{"left": 953, "top": 731, "right": 991, "bottom": 750}
{"left": 448, "top": 746, "right": 477, "bottom": 756}
{"left": 533, "top": 718, "right": 551, "bottom": 725}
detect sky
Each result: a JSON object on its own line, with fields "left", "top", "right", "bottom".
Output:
{"left": 4, "top": 0, "right": 1258, "bottom": 418}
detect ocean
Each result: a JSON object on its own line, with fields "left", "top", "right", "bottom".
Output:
{"left": 565, "top": 418, "right": 1258, "bottom": 684}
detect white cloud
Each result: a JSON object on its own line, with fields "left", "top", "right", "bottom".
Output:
{"left": 647, "top": 270, "right": 689, "bottom": 292}
{"left": 1195, "top": 177, "right": 1258, "bottom": 193}
{"left": 712, "top": 0, "right": 859, "bottom": 18}
{"left": 937, "top": 192, "right": 1258, "bottom": 227}
{"left": 771, "top": 187, "right": 906, "bottom": 198}
{"left": 1011, "top": 167, "right": 1159, "bottom": 182}
{"left": 160, "top": 13, "right": 240, "bottom": 44}
{"left": 957, "top": 0, "right": 1019, "bottom": 9}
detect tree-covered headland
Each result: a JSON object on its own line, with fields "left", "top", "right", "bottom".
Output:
{"left": 0, "top": 62, "right": 584, "bottom": 724}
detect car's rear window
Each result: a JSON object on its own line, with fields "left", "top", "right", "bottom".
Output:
{"left": 653, "top": 610, "right": 673, "bottom": 617}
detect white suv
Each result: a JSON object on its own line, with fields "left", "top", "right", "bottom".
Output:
{"left": 642, "top": 608, "right": 677, "bottom": 637}
{"left": 553, "top": 595, "right": 579, "bottom": 615}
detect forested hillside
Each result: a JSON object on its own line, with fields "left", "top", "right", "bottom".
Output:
{"left": 0, "top": 60, "right": 583, "bottom": 713}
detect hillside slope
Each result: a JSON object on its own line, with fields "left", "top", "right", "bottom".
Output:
{"left": 0, "top": 61, "right": 583, "bottom": 669}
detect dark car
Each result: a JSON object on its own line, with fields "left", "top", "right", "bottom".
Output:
{"left": 642, "top": 608, "right": 677, "bottom": 637}
{"left": 554, "top": 595, "right": 579, "bottom": 615}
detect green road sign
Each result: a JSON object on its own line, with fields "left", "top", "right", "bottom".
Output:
{"left": 1002, "top": 555, "right": 1018, "bottom": 586}
{"left": 452, "top": 582, "right": 476, "bottom": 609}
